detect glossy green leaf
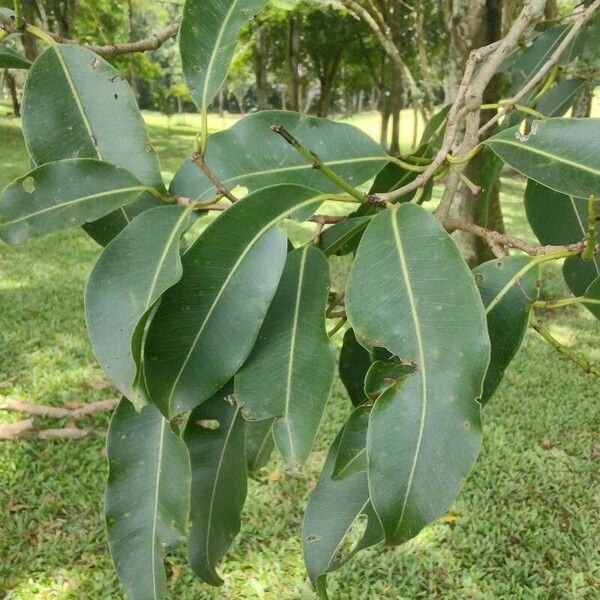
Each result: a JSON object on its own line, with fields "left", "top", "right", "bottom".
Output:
{"left": 581, "top": 277, "right": 600, "bottom": 320}
{"left": 0, "top": 159, "right": 145, "bottom": 244}
{"left": 245, "top": 418, "right": 275, "bottom": 473}
{"left": 474, "top": 256, "right": 540, "bottom": 404}
{"left": 85, "top": 206, "right": 194, "bottom": 406}
{"left": 302, "top": 422, "right": 383, "bottom": 599}
{"left": 180, "top": 0, "right": 269, "bottom": 110}
{"left": 184, "top": 385, "right": 247, "bottom": 586}
{"left": 535, "top": 79, "right": 586, "bottom": 117}
{"left": 363, "top": 359, "right": 417, "bottom": 402}
{"left": 485, "top": 118, "right": 600, "bottom": 199}
{"left": 0, "top": 45, "right": 31, "bottom": 69}
{"left": 144, "top": 185, "right": 322, "bottom": 417}
{"left": 346, "top": 203, "right": 489, "bottom": 545}
{"left": 524, "top": 179, "right": 600, "bottom": 296}
{"left": 419, "top": 105, "right": 450, "bottom": 150}
{"left": 22, "top": 44, "right": 164, "bottom": 245}
{"left": 105, "top": 399, "right": 191, "bottom": 600}
{"left": 170, "top": 111, "right": 388, "bottom": 200}
{"left": 318, "top": 216, "right": 372, "bottom": 257}
{"left": 332, "top": 406, "right": 370, "bottom": 480}
{"left": 235, "top": 245, "right": 335, "bottom": 468}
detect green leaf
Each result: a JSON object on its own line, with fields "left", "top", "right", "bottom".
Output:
{"left": 144, "top": 184, "right": 322, "bottom": 417}
{"left": 22, "top": 44, "right": 164, "bottom": 245}
{"left": 331, "top": 406, "right": 370, "bottom": 480}
{"left": 170, "top": 111, "right": 388, "bottom": 200}
{"left": 180, "top": 0, "right": 269, "bottom": 110}
{"left": 581, "top": 277, "right": 600, "bottom": 320}
{"left": 245, "top": 418, "right": 274, "bottom": 473}
{"left": 363, "top": 359, "right": 417, "bottom": 402}
{"left": 318, "top": 216, "right": 372, "bottom": 257}
{"left": 0, "top": 159, "right": 146, "bottom": 244}
{"left": 524, "top": 179, "right": 600, "bottom": 296}
{"left": 0, "top": 45, "right": 31, "bottom": 69}
{"left": 85, "top": 206, "right": 194, "bottom": 406}
{"left": 184, "top": 385, "right": 247, "bottom": 586}
{"left": 485, "top": 118, "right": 600, "bottom": 199}
{"left": 345, "top": 203, "right": 489, "bottom": 545}
{"left": 302, "top": 421, "right": 383, "bottom": 599}
{"left": 535, "top": 79, "right": 586, "bottom": 117}
{"left": 338, "top": 329, "right": 390, "bottom": 406}
{"left": 418, "top": 104, "right": 450, "bottom": 150}
{"left": 235, "top": 245, "right": 335, "bottom": 468}
{"left": 474, "top": 256, "right": 540, "bottom": 404}
{"left": 105, "top": 399, "right": 191, "bottom": 600}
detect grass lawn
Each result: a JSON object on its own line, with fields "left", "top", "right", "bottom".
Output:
{"left": 1, "top": 111, "right": 599, "bottom": 599}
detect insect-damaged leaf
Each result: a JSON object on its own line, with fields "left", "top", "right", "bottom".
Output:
{"left": 180, "top": 0, "right": 269, "bottom": 110}
{"left": 184, "top": 385, "right": 247, "bottom": 586}
{"left": 144, "top": 185, "right": 322, "bottom": 417}
{"left": 235, "top": 245, "right": 335, "bottom": 468}
{"left": 474, "top": 256, "right": 540, "bottom": 404}
{"left": 485, "top": 118, "right": 600, "bottom": 199}
{"left": 345, "top": 203, "right": 489, "bottom": 545}
{"left": 105, "top": 399, "right": 190, "bottom": 600}
{"left": 0, "top": 159, "right": 145, "bottom": 244}
{"left": 22, "top": 44, "right": 164, "bottom": 245}
{"left": 525, "top": 179, "right": 600, "bottom": 296}
{"left": 303, "top": 417, "right": 383, "bottom": 599}
{"left": 169, "top": 111, "right": 388, "bottom": 200}
{"left": 85, "top": 206, "right": 194, "bottom": 406}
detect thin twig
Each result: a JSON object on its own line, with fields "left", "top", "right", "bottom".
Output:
{"left": 190, "top": 153, "right": 239, "bottom": 203}
{"left": 532, "top": 321, "right": 600, "bottom": 376}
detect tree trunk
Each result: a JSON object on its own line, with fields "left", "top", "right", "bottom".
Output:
{"left": 388, "top": 69, "right": 403, "bottom": 155}
{"left": 316, "top": 54, "right": 342, "bottom": 118}
{"left": 254, "top": 21, "right": 269, "bottom": 111}
{"left": 380, "top": 97, "right": 390, "bottom": 150}
{"left": 4, "top": 70, "right": 20, "bottom": 117}
{"left": 288, "top": 14, "right": 301, "bottom": 112}
{"left": 21, "top": 0, "right": 40, "bottom": 61}
{"left": 447, "top": 0, "right": 505, "bottom": 266}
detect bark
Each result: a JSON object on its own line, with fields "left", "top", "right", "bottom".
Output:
{"left": 447, "top": 0, "right": 506, "bottom": 266}
{"left": 316, "top": 53, "right": 342, "bottom": 117}
{"left": 572, "top": 85, "right": 593, "bottom": 117}
{"left": 288, "top": 14, "right": 301, "bottom": 112}
{"left": 380, "top": 97, "right": 390, "bottom": 149}
{"left": 388, "top": 68, "right": 403, "bottom": 155}
{"left": 21, "top": 0, "right": 40, "bottom": 61}
{"left": 4, "top": 70, "right": 20, "bottom": 117}
{"left": 254, "top": 21, "right": 269, "bottom": 111}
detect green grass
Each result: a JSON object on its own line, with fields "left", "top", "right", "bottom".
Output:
{"left": 1, "top": 112, "right": 599, "bottom": 599}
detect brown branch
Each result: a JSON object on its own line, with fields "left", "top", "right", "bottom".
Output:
{"left": 445, "top": 219, "right": 593, "bottom": 257}
{"left": 0, "top": 420, "right": 96, "bottom": 440}
{"left": 44, "top": 20, "right": 180, "bottom": 58}
{"left": 190, "top": 153, "right": 239, "bottom": 203}
{"left": 1, "top": 397, "right": 118, "bottom": 419}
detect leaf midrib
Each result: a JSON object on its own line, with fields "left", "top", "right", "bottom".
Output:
{"left": 389, "top": 205, "right": 427, "bottom": 539}
{"left": 1, "top": 186, "right": 146, "bottom": 228}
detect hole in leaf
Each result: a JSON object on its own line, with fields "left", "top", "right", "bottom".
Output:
{"left": 333, "top": 513, "right": 368, "bottom": 565}
{"left": 198, "top": 419, "right": 220, "bottom": 430}
{"left": 474, "top": 273, "right": 484, "bottom": 284}
{"left": 22, "top": 177, "right": 36, "bottom": 193}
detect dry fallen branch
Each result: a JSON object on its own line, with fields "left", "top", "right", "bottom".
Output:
{"left": 0, "top": 419, "right": 96, "bottom": 440}
{"left": 1, "top": 397, "right": 119, "bottom": 419}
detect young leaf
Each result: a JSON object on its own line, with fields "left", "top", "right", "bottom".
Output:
{"left": 338, "top": 329, "right": 390, "bottom": 406}
{"left": 85, "top": 206, "right": 194, "bottom": 406}
{"left": 184, "top": 385, "right": 247, "bottom": 586}
{"left": 180, "top": 0, "right": 269, "bottom": 110}
{"left": 485, "top": 118, "right": 600, "bottom": 199}
{"left": 0, "top": 45, "right": 31, "bottom": 69}
{"left": 245, "top": 418, "right": 275, "bottom": 473}
{"left": 105, "top": 399, "right": 191, "bottom": 600}
{"left": 525, "top": 179, "right": 600, "bottom": 296}
{"left": 332, "top": 406, "right": 370, "bottom": 480}
{"left": 474, "top": 256, "right": 540, "bottom": 404}
{"left": 346, "top": 203, "right": 489, "bottom": 545}
{"left": 144, "top": 185, "right": 322, "bottom": 418}
{"left": 303, "top": 421, "right": 383, "bottom": 599}
{"left": 0, "top": 159, "right": 146, "bottom": 244}
{"left": 235, "top": 245, "right": 335, "bottom": 468}
{"left": 169, "top": 111, "right": 388, "bottom": 200}
{"left": 22, "top": 44, "right": 164, "bottom": 244}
